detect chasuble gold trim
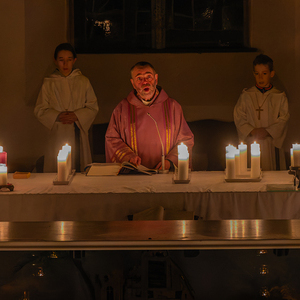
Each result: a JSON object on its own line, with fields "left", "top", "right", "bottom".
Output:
{"left": 164, "top": 100, "right": 171, "bottom": 154}
{"left": 130, "top": 104, "right": 138, "bottom": 154}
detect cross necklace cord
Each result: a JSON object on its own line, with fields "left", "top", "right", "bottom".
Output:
{"left": 255, "top": 94, "right": 269, "bottom": 120}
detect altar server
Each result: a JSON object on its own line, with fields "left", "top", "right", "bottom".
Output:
{"left": 234, "top": 54, "right": 289, "bottom": 170}
{"left": 105, "top": 61, "right": 194, "bottom": 170}
{"left": 34, "top": 43, "right": 98, "bottom": 172}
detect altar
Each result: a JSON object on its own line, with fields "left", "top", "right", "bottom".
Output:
{"left": 0, "top": 171, "right": 298, "bottom": 222}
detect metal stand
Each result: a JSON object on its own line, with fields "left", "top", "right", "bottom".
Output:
{"left": 288, "top": 166, "right": 300, "bottom": 190}
{"left": 53, "top": 170, "right": 76, "bottom": 185}
{"left": 0, "top": 183, "right": 14, "bottom": 191}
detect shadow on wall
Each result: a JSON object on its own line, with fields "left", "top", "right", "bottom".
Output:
{"left": 90, "top": 119, "right": 239, "bottom": 171}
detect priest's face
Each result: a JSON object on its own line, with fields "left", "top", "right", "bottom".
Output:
{"left": 253, "top": 64, "right": 275, "bottom": 88}
{"left": 130, "top": 66, "right": 158, "bottom": 100}
{"left": 55, "top": 50, "right": 77, "bottom": 77}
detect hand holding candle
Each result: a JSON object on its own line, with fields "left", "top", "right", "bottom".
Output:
{"left": 178, "top": 143, "right": 189, "bottom": 180}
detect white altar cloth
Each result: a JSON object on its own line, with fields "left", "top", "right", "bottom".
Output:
{"left": 0, "top": 171, "right": 298, "bottom": 221}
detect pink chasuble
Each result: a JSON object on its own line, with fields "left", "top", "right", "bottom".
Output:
{"left": 105, "top": 89, "right": 194, "bottom": 169}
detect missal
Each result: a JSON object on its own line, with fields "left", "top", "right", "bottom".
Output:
{"left": 86, "top": 162, "right": 158, "bottom": 176}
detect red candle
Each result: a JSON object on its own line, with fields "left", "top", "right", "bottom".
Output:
{"left": 0, "top": 146, "right": 7, "bottom": 166}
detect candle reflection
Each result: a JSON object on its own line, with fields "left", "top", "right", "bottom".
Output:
{"left": 255, "top": 220, "right": 260, "bottom": 237}
{"left": 241, "top": 220, "right": 245, "bottom": 238}
{"left": 260, "top": 264, "right": 269, "bottom": 275}
{"left": 229, "top": 220, "right": 238, "bottom": 238}
{"left": 54, "top": 221, "right": 74, "bottom": 241}
{"left": 182, "top": 221, "right": 186, "bottom": 236}
{"left": 0, "top": 222, "right": 9, "bottom": 241}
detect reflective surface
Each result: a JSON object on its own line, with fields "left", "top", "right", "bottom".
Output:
{"left": 0, "top": 220, "right": 300, "bottom": 250}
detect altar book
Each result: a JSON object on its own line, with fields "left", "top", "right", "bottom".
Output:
{"left": 86, "top": 162, "right": 158, "bottom": 176}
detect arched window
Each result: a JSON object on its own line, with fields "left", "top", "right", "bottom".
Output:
{"left": 72, "top": 0, "right": 250, "bottom": 53}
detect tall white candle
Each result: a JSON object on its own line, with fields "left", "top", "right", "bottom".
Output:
{"left": 234, "top": 149, "right": 240, "bottom": 176}
{"left": 62, "top": 144, "right": 72, "bottom": 174}
{"left": 238, "top": 142, "right": 247, "bottom": 174}
{"left": 178, "top": 143, "right": 189, "bottom": 180}
{"left": 251, "top": 142, "right": 260, "bottom": 178}
{"left": 57, "top": 149, "right": 68, "bottom": 181}
{"left": 293, "top": 144, "right": 300, "bottom": 167}
{"left": 226, "top": 152, "right": 236, "bottom": 179}
{"left": 0, "top": 164, "right": 7, "bottom": 185}
{"left": 291, "top": 148, "right": 294, "bottom": 167}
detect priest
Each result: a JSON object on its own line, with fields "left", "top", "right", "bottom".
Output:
{"left": 234, "top": 54, "right": 289, "bottom": 170}
{"left": 105, "top": 61, "right": 194, "bottom": 170}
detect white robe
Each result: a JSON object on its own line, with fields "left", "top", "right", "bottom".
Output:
{"left": 34, "top": 69, "right": 98, "bottom": 172}
{"left": 234, "top": 86, "right": 289, "bottom": 170}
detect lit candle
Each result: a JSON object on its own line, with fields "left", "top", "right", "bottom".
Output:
{"left": 62, "top": 143, "right": 72, "bottom": 174}
{"left": 0, "top": 146, "right": 7, "bottom": 166}
{"left": 292, "top": 144, "right": 300, "bottom": 167}
{"left": 251, "top": 141, "right": 260, "bottom": 178}
{"left": 234, "top": 148, "right": 240, "bottom": 176}
{"left": 238, "top": 142, "right": 247, "bottom": 174}
{"left": 57, "top": 149, "right": 68, "bottom": 181}
{"left": 0, "top": 164, "right": 7, "bottom": 185}
{"left": 226, "top": 144, "right": 236, "bottom": 153}
{"left": 291, "top": 147, "right": 294, "bottom": 167}
{"left": 226, "top": 151, "right": 236, "bottom": 179}
{"left": 178, "top": 142, "right": 189, "bottom": 180}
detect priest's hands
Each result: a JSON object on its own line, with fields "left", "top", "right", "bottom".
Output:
{"left": 155, "top": 159, "right": 170, "bottom": 170}
{"left": 250, "top": 128, "right": 270, "bottom": 140}
{"left": 58, "top": 111, "right": 78, "bottom": 124}
{"left": 128, "top": 156, "right": 142, "bottom": 166}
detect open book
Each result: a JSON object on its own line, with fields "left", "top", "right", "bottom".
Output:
{"left": 86, "top": 162, "right": 158, "bottom": 176}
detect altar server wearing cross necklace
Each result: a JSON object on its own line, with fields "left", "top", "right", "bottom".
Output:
{"left": 234, "top": 54, "right": 289, "bottom": 170}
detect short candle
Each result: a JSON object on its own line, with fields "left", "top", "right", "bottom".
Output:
{"left": 0, "top": 164, "right": 7, "bottom": 185}
{"left": 251, "top": 142, "right": 260, "bottom": 178}
{"left": 292, "top": 144, "right": 300, "bottom": 167}
{"left": 62, "top": 143, "right": 72, "bottom": 174}
{"left": 0, "top": 146, "right": 7, "bottom": 166}
{"left": 226, "top": 152, "right": 236, "bottom": 179}
{"left": 177, "top": 143, "right": 189, "bottom": 180}
{"left": 57, "top": 149, "right": 68, "bottom": 181}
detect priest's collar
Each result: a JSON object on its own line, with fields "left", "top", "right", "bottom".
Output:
{"left": 135, "top": 87, "right": 160, "bottom": 106}
{"left": 255, "top": 83, "right": 273, "bottom": 94}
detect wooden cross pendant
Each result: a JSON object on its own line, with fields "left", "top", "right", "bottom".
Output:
{"left": 256, "top": 107, "right": 263, "bottom": 120}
